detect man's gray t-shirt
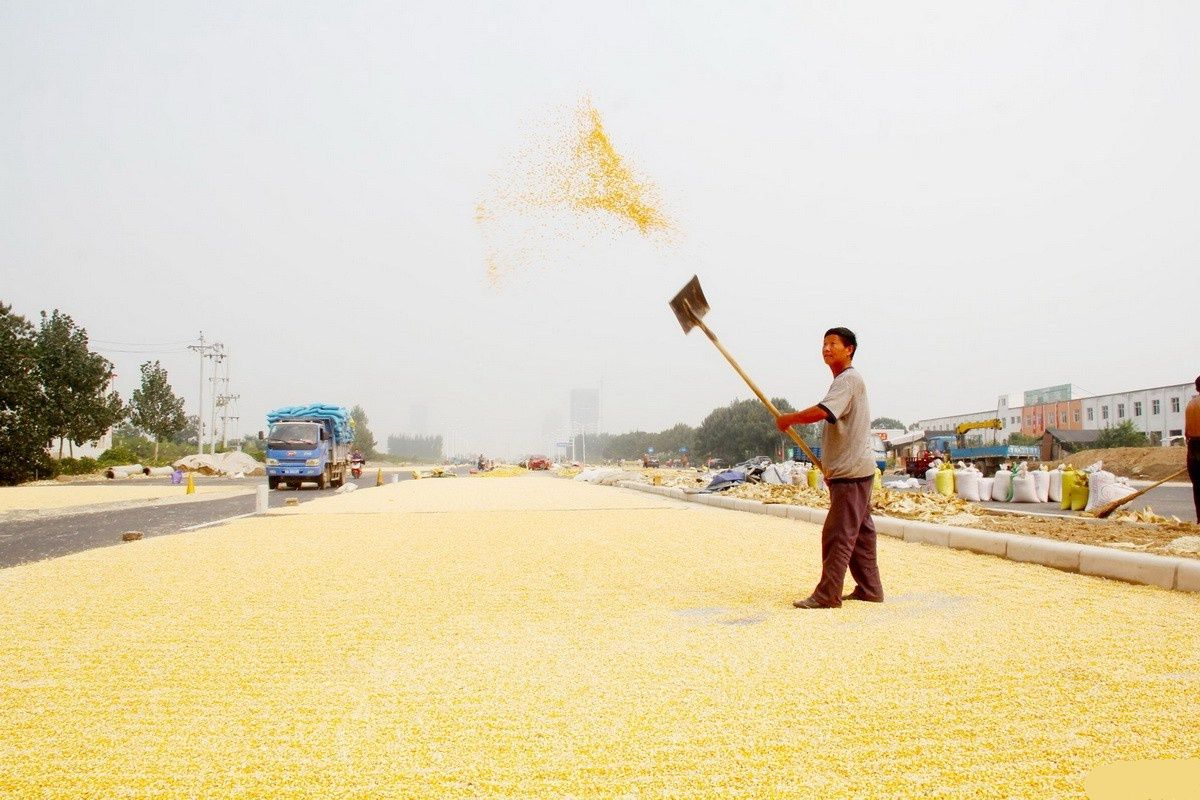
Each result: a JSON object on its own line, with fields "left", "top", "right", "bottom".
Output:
{"left": 817, "top": 367, "right": 876, "bottom": 480}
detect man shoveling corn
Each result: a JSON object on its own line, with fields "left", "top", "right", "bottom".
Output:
{"left": 774, "top": 327, "right": 884, "bottom": 609}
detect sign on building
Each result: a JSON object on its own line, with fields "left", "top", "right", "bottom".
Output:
{"left": 1024, "top": 384, "right": 1071, "bottom": 406}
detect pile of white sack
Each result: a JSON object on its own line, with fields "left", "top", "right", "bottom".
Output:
{"left": 573, "top": 467, "right": 644, "bottom": 486}
{"left": 172, "top": 451, "right": 265, "bottom": 477}
{"left": 923, "top": 460, "right": 1049, "bottom": 503}
{"left": 930, "top": 459, "right": 1139, "bottom": 508}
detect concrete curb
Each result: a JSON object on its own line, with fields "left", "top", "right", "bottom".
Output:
{"left": 616, "top": 483, "right": 1199, "bottom": 594}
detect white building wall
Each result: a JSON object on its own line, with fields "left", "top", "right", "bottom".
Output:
{"left": 996, "top": 393, "right": 1023, "bottom": 439}
{"left": 1080, "top": 383, "right": 1192, "bottom": 442}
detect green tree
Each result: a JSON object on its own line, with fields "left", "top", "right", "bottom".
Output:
{"left": 694, "top": 398, "right": 805, "bottom": 464}
{"left": 35, "top": 310, "right": 125, "bottom": 457}
{"left": 603, "top": 430, "right": 656, "bottom": 460}
{"left": 129, "top": 360, "right": 187, "bottom": 463}
{"left": 654, "top": 422, "right": 696, "bottom": 460}
{"left": 0, "top": 304, "right": 51, "bottom": 484}
{"left": 171, "top": 415, "right": 200, "bottom": 445}
{"left": 1007, "top": 432, "right": 1040, "bottom": 446}
{"left": 1095, "top": 420, "right": 1148, "bottom": 449}
{"left": 350, "top": 405, "right": 378, "bottom": 457}
{"left": 871, "top": 417, "right": 906, "bottom": 430}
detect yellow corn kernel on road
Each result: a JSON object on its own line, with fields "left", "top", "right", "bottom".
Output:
{"left": 2, "top": 476, "right": 1197, "bottom": 798}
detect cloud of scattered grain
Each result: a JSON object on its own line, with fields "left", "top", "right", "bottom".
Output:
{"left": 477, "top": 99, "right": 674, "bottom": 289}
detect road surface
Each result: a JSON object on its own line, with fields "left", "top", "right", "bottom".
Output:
{"left": 0, "top": 471, "right": 420, "bottom": 570}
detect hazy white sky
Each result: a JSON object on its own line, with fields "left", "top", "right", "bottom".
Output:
{"left": 4, "top": 1, "right": 1197, "bottom": 458}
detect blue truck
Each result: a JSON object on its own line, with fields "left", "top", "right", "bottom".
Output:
{"left": 925, "top": 435, "right": 1039, "bottom": 472}
{"left": 264, "top": 405, "right": 353, "bottom": 490}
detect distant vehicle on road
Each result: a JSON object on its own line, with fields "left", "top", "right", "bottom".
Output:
{"left": 526, "top": 455, "right": 551, "bottom": 470}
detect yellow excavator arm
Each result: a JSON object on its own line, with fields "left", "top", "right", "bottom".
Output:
{"left": 955, "top": 418, "right": 1004, "bottom": 447}
{"left": 956, "top": 419, "right": 1003, "bottom": 435}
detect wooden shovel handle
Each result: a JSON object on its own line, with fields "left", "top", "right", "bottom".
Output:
{"left": 688, "top": 311, "right": 824, "bottom": 472}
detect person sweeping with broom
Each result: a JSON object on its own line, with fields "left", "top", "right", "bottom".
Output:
{"left": 773, "top": 328, "right": 884, "bottom": 609}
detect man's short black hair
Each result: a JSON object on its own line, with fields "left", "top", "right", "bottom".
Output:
{"left": 1195, "top": 375, "right": 1199, "bottom": 392}
{"left": 824, "top": 327, "right": 858, "bottom": 357}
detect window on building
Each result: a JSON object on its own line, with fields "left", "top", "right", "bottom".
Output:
{"left": 1087, "top": 408, "right": 1094, "bottom": 422}
{"left": 1102, "top": 406, "right": 1109, "bottom": 420}
{"left": 1171, "top": 397, "right": 1180, "bottom": 413}
{"left": 1133, "top": 401, "right": 1142, "bottom": 416}
{"left": 1152, "top": 399, "right": 1160, "bottom": 415}
{"left": 1073, "top": 410, "right": 1080, "bottom": 423}
{"left": 1059, "top": 412, "right": 1066, "bottom": 424}
{"left": 1117, "top": 403, "right": 1125, "bottom": 418}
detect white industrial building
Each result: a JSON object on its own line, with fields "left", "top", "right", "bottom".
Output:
{"left": 1078, "top": 383, "right": 1195, "bottom": 444}
{"left": 917, "top": 381, "right": 1195, "bottom": 445}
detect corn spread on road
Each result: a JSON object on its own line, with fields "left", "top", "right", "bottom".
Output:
{"left": 2, "top": 476, "right": 1198, "bottom": 798}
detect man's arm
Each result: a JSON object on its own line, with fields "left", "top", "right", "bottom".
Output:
{"left": 775, "top": 405, "right": 831, "bottom": 432}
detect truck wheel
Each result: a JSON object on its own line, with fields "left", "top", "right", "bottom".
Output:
{"left": 268, "top": 477, "right": 280, "bottom": 490}
{"left": 316, "top": 466, "right": 329, "bottom": 490}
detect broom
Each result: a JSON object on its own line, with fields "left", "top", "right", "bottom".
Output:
{"left": 1091, "top": 468, "right": 1189, "bottom": 519}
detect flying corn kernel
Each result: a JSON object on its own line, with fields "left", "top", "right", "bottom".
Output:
{"left": 476, "top": 98, "right": 672, "bottom": 288}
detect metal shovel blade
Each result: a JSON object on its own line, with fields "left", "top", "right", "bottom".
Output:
{"left": 668, "top": 275, "right": 710, "bottom": 334}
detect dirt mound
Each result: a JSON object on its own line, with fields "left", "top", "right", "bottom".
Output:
{"left": 1043, "top": 446, "right": 1186, "bottom": 481}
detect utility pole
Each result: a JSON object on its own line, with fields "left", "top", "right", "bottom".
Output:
{"left": 187, "top": 332, "right": 217, "bottom": 455}
{"left": 188, "top": 334, "right": 225, "bottom": 455}
{"left": 217, "top": 355, "right": 238, "bottom": 450}
{"left": 207, "top": 342, "right": 225, "bottom": 454}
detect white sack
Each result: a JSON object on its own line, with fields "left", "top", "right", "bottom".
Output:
{"left": 1011, "top": 473, "right": 1039, "bottom": 503}
{"left": 1048, "top": 469, "right": 1063, "bottom": 503}
{"left": 1085, "top": 470, "right": 1117, "bottom": 512}
{"left": 992, "top": 470, "right": 1012, "bottom": 501}
{"left": 956, "top": 471, "right": 982, "bottom": 502}
{"left": 1032, "top": 470, "right": 1051, "bottom": 503}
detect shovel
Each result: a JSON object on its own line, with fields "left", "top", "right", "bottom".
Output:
{"left": 669, "top": 275, "right": 823, "bottom": 472}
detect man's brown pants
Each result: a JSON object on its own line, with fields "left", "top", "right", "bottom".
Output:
{"left": 810, "top": 475, "right": 884, "bottom": 607}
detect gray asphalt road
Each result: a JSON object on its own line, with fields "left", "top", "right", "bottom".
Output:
{"left": 0, "top": 471, "right": 417, "bottom": 570}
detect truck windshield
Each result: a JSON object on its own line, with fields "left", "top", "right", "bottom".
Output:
{"left": 267, "top": 423, "right": 320, "bottom": 448}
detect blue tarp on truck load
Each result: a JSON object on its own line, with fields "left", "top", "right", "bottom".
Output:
{"left": 266, "top": 405, "right": 354, "bottom": 444}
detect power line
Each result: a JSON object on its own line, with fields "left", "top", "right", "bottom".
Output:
{"left": 93, "top": 338, "right": 195, "bottom": 347}
{"left": 187, "top": 333, "right": 225, "bottom": 456}
{"left": 94, "top": 347, "right": 189, "bottom": 355}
